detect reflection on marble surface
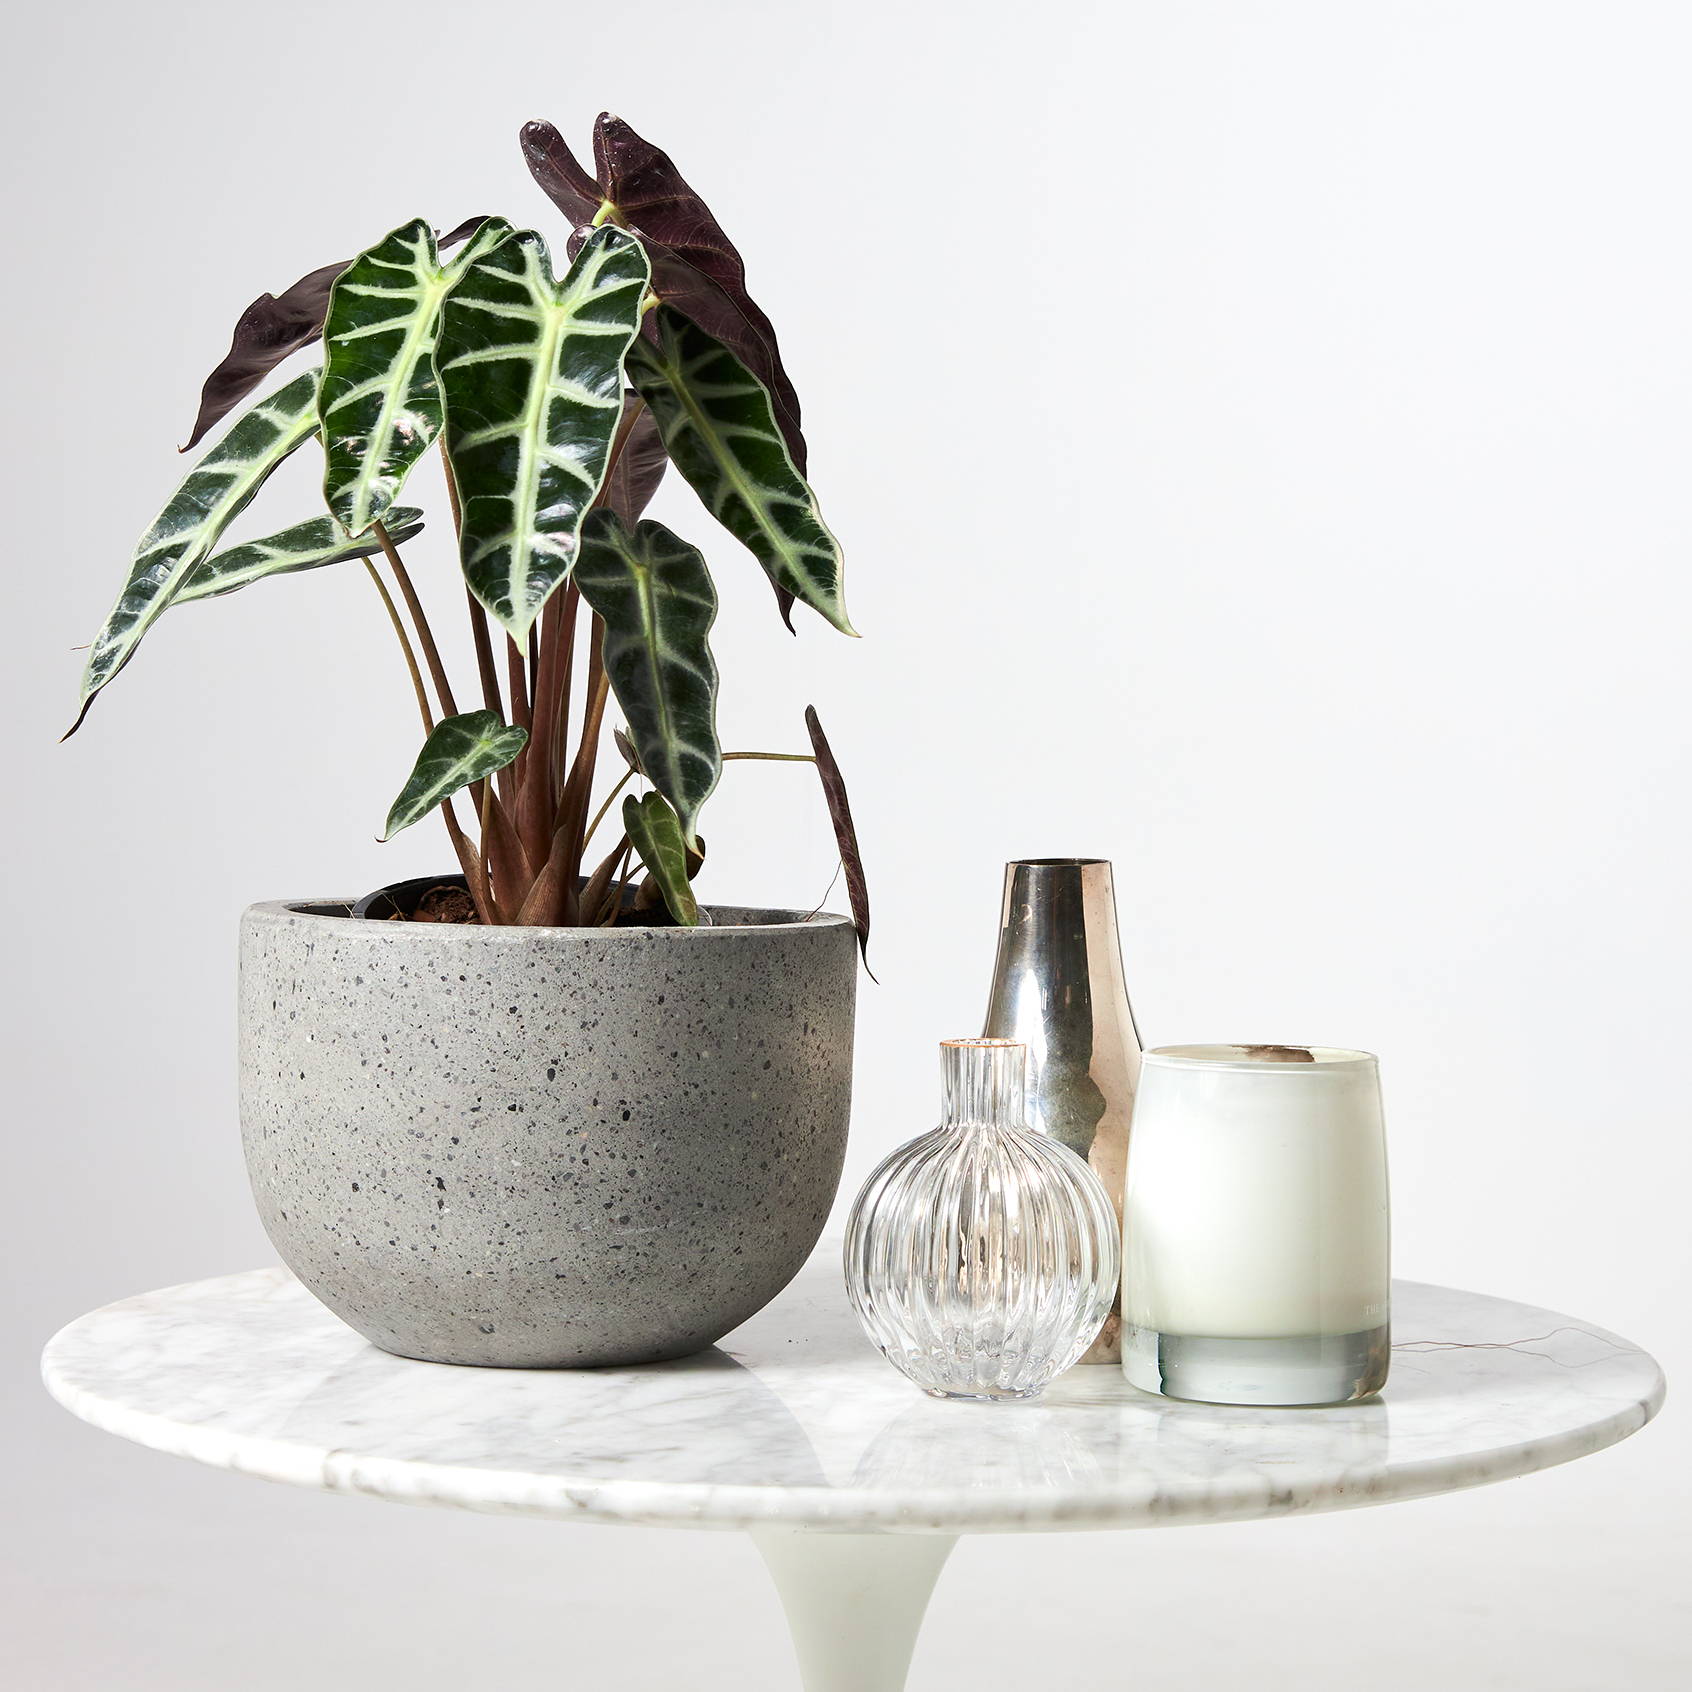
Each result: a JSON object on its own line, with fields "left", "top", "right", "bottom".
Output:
{"left": 41, "top": 1255, "right": 1662, "bottom": 1534}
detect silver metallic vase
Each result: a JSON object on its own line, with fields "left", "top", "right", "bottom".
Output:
{"left": 983, "top": 859, "right": 1144, "bottom": 1363}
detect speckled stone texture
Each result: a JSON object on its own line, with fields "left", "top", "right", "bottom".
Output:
{"left": 239, "top": 899, "right": 857, "bottom": 1368}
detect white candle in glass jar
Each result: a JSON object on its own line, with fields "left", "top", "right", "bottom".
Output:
{"left": 1122, "top": 1045, "right": 1390, "bottom": 1405}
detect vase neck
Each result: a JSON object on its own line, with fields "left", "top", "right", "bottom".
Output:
{"left": 940, "top": 1039, "right": 1027, "bottom": 1127}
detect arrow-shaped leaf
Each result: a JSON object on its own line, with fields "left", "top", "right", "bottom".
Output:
{"left": 573, "top": 512, "right": 720, "bottom": 845}
{"left": 521, "top": 115, "right": 808, "bottom": 470}
{"left": 183, "top": 215, "right": 495, "bottom": 452}
{"left": 621, "top": 791, "right": 700, "bottom": 926}
{"left": 628, "top": 306, "right": 852, "bottom": 637}
{"left": 436, "top": 225, "right": 651, "bottom": 640}
{"left": 70, "top": 370, "right": 322, "bottom": 733}
{"left": 382, "top": 709, "right": 529, "bottom": 840}
{"left": 318, "top": 217, "right": 514, "bottom": 535}
{"left": 172, "top": 508, "right": 425, "bottom": 605}
{"left": 804, "top": 705, "right": 873, "bottom": 975}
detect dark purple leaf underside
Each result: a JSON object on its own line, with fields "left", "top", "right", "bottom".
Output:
{"left": 181, "top": 217, "right": 495, "bottom": 452}
{"left": 804, "top": 705, "right": 873, "bottom": 977}
{"left": 600, "top": 396, "right": 669, "bottom": 525}
{"left": 519, "top": 121, "right": 602, "bottom": 225}
{"left": 595, "top": 115, "right": 808, "bottom": 474}
{"left": 521, "top": 117, "right": 808, "bottom": 474}
{"left": 181, "top": 259, "right": 343, "bottom": 451}
{"left": 521, "top": 118, "right": 803, "bottom": 633}
{"left": 593, "top": 117, "right": 805, "bottom": 632}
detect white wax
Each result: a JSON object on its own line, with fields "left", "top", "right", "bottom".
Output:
{"left": 1122, "top": 1048, "right": 1390, "bottom": 1338}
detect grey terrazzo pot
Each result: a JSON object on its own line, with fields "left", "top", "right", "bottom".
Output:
{"left": 239, "top": 898, "right": 856, "bottom": 1367}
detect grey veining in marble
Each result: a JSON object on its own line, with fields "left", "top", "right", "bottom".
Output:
{"left": 41, "top": 1254, "right": 1663, "bottom": 1535}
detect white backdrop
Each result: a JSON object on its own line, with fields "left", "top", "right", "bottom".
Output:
{"left": 4, "top": 2, "right": 1687, "bottom": 1687}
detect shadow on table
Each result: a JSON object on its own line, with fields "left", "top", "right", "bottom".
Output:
{"left": 273, "top": 1337, "right": 831, "bottom": 1490}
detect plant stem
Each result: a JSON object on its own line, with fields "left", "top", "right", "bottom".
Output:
{"left": 502, "top": 630, "right": 533, "bottom": 832}
{"left": 800, "top": 859, "right": 845, "bottom": 923}
{"left": 447, "top": 449, "right": 509, "bottom": 797}
{"left": 443, "top": 441, "right": 466, "bottom": 531}
{"left": 578, "top": 832, "right": 631, "bottom": 927}
{"left": 518, "top": 619, "right": 608, "bottom": 927}
{"left": 375, "top": 520, "right": 458, "bottom": 720}
{"left": 598, "top": 842, "right": 635, "bottom": 924}
{"left": 533, "top": 390, "right": 643, "bottom": 862}
{"left": 362, "top": 560, "right": 433, "bottom": 732}
{"left": 466, "top": 589, "right": 517, "bottom": 814}
{"left": 479, "top": 792, "right": 526, "bottom": 910}
{"left": 522, "top": 585, "right": 578, "bottom": 871}
{"left": 466, "top": 590, "right": 504, "bottom": 717}
{"left": 431, "top": 444, "right": 502, "bottom": 925}
{"left": 581, "top": 766, "right": 636, "bottom": 851}
{"left": 483, "top": 780, "right": 536, "bottom": 889}
{"left": 556, "top": 632, "right": 611, "bottom": 925}
{"left": 442, "top": 798, "right": 500, "bottom": 925}
{"left": 506, "top": 636, "right": 532, "bottom": 734}
{"left": 375, "top": 518, "right": 524, "bottom": 906}
{"left": 550, "top": 587, "right": 581, "bottom": 794}
{"left": 362, "top": 559, "right": 502, "bottom": 916}
{"left": 722, "top": 751, "right": 817, "bottom": 762}
{"left": 517, "top": 396, "right": 632, "bottom": 895}
{"left": 512, "top": 855, "right": 562, "bottom": 925}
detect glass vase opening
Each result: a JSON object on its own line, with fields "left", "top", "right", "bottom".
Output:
{"left": 939, "top": 1037, "right": 1027, "bottom": 1127}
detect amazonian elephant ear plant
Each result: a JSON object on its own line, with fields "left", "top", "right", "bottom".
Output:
{"left": 67, "top": 114, "right": 871, "bottom": 955}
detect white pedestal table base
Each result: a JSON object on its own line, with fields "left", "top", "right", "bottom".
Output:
{"left": 752, "top": 1530, "right": 957, "bottom": 1692}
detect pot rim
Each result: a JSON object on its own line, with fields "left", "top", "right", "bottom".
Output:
{"left": 243, "top": 897, "right": 854, "bottom": 940}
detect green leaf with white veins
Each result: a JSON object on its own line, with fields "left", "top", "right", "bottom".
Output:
{"left": 318, "top": 217, "right": 513, "bottom": 536}
{"left": 436, "top": 225, "right": 650, "bottom": 639}
{"left": 382, "top": 710, "right": 529, "bottom": 840}
{"left": 68, "top": 369, "right": 321, "bottom": 734}
{"left": 621, "top": 792, "right": 700, "bottom": 926}
{"left": 173, "top": 508, "right": 425, "bottom": 605}
{"left": 574, "top": 512, "right": 720, "bottom": 845}
{"left": 627, "top": 305, "right": 853, "bottom": 636}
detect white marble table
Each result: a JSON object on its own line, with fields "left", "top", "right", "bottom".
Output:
{"left": 42, "top": 1258, "right": 1663, "bottom": 1691}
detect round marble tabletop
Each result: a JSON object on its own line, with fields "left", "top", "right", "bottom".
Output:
{"left": 42, "top": 1256, "right": 1663, "bottom": 1536}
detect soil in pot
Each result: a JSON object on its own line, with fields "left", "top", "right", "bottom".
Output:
{"left": 350, "top": 873, "right": 687, "bottom": 927}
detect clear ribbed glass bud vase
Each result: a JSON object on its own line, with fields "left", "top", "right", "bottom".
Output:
{"left": 844, "top": 1039, "right": 1121, "bottom": 1401}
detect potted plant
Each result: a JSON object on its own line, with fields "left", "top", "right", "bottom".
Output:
{"left": 68, "top": 115, "right": 871, "bottom": 1368}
